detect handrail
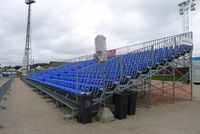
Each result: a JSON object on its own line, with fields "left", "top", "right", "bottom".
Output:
{"left": 65, "top": 32, "right": 193, "bottom": 62}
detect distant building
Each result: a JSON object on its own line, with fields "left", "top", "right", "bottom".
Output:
{"left": 2, "top": 68, "right": 17, "bottom": 77}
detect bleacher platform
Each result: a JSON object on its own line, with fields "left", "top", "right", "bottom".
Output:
{"left": 27, "top": 44, "right": 192, "bottom": 95}
{"left": 24, "top": 32, "right": 193, "bottom": 123}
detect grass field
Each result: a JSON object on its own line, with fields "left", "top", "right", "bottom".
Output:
{"left": 151, "top": 75, "right": 184, "bottom": 81}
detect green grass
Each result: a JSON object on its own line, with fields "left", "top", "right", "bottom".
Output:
{"left": 151, "top": 75, "right": 183, "bottom": 81}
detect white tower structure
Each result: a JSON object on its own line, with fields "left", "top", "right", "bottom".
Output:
{"left": 178, "top": 0, "right": 196, "bottom": 33}
{"left": 95, "top": 35, "right": 107, "bottom": 63}
{"left": 22, "top": 0, "right": 35, "bottom": 76}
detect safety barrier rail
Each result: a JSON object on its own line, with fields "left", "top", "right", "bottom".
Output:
{"left": 0, "top": 79, "right": 12, "bottom": 104}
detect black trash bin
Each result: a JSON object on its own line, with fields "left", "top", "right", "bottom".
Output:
{"left": 77, "top": 94, "right": 93, "bottom": 124}
{"left": 127, "top": 91, "right": 137, "bottom": 115}
{"left": 114, "top": 93, "right": 129, "bottom": 119}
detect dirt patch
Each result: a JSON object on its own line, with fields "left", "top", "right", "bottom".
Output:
{"left": 0, "top": 78, "right": 200, "bottom": 134}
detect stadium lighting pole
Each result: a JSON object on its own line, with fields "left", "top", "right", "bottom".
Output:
{"left": 178, "top": 0, "right": 196, "bottom": 33}
{"left": 22, "top": 0, "right": 35, "bottom": 76}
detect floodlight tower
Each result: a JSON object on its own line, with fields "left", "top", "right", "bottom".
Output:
{"left": 178, "top": 0, "right": 196, "bottom": 33}
{"left": 22, "top": 0, "right": 35, "bottom": 76}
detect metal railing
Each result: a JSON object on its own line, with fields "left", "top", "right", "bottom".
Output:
{"left": 73, "top": 32, "right": 193, "bottom": 100}
{"left": 64, "top": 32, "right": 193, "bottom": 63}
{"left": 0, "top": 79, "right": 12, "bottom": 104}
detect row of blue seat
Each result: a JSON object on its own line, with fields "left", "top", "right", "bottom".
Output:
{"left": 27, "top": 44, "right": 192, "bottom": 95}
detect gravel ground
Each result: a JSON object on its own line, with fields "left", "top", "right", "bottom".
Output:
{"left": 0, "top": 78, "right": 200, "bottom": 134}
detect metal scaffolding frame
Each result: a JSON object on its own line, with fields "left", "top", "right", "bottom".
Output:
{"left": 125, "top": 46, "right": 193, "bottom": 106}
{"left": 146, "top": 52, "right": 193, "bottom": 105}
{"left": 110, "top": 32, "right": 193, "bottom": 107}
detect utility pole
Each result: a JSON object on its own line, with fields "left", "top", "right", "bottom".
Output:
{"left": 22, "top": 0, "right": 35, "bottom": 76}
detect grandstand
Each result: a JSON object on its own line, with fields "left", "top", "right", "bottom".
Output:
{"left": 24, "top": 32, "right": 193, "bottom": 123}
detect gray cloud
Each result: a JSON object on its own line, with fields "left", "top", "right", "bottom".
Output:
{"left": 0, "top": 0, "right": 199, "bottom": 66}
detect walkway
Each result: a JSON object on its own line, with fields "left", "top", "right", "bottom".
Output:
{"left": 0, "top": 78, "right": 200, "bottom": 134}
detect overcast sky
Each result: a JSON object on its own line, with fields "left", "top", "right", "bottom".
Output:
{"left": 0, "top": 0, "right": 199, "bottom": 66}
